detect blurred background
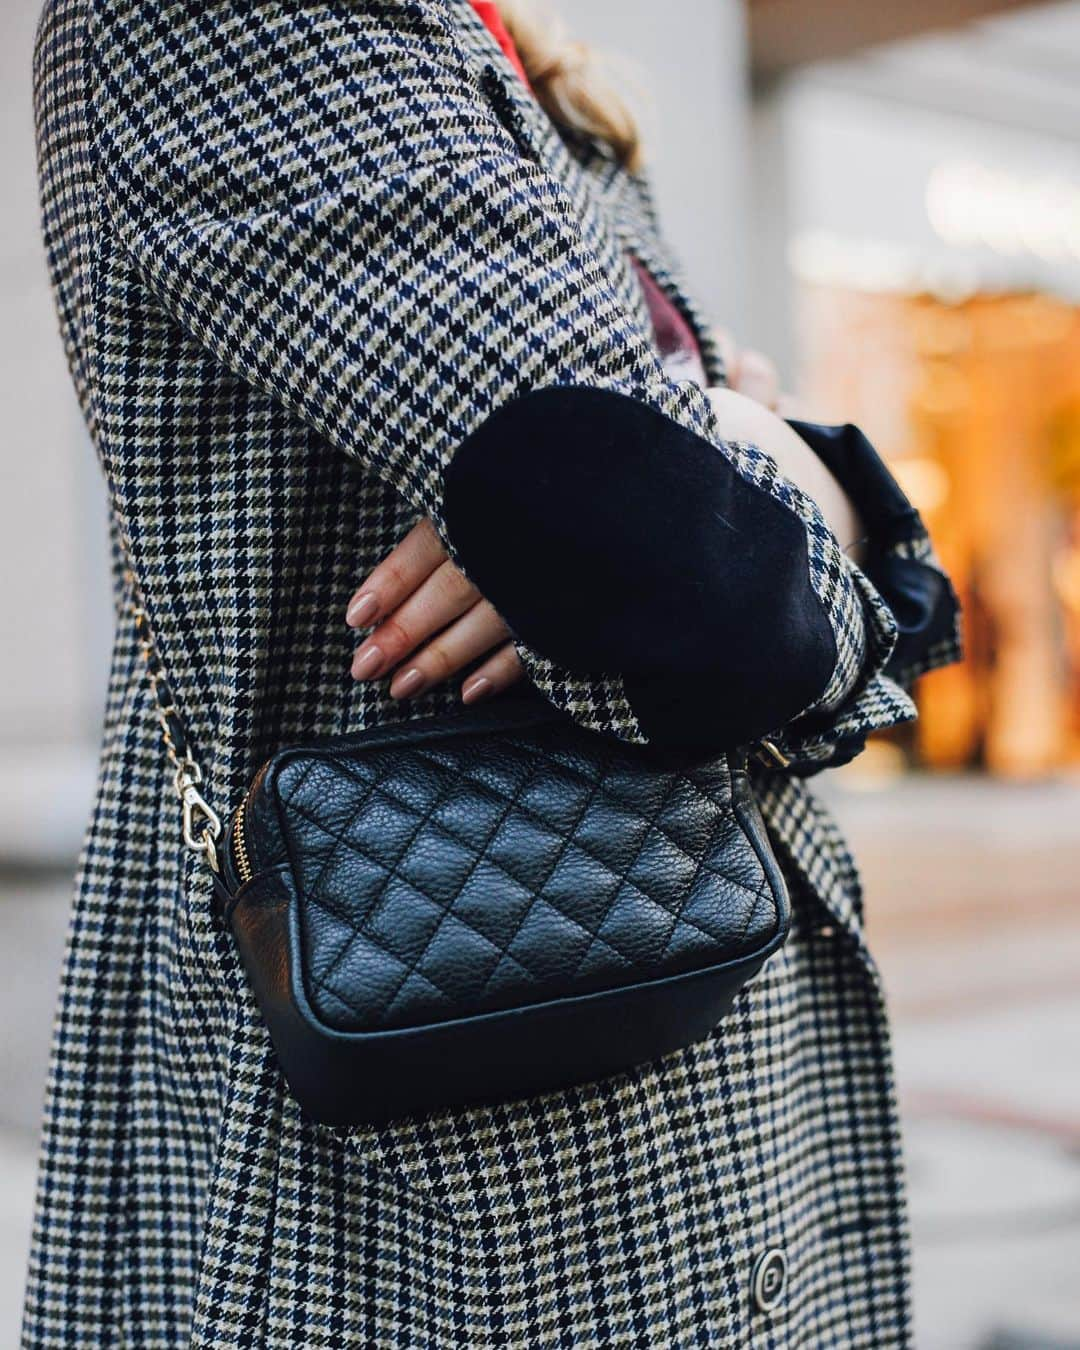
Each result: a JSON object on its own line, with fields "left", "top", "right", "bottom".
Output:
{"left": 2, "top": 1, "right": 1079, "bottom": 1346}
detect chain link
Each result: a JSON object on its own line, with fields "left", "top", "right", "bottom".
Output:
{"left": 127, "top": 571, "right": 223, "bottom": 872}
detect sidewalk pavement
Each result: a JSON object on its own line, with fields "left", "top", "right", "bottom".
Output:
{"left": 0, "top": 1128, "right": 35, "bottom": 1345}
{"left": 825, "top": 772, "right": 1080, "bottom": 1350}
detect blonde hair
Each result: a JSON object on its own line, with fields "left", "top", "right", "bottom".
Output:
{"left": 496, "top": 1, "right": 644, "bottom": 172}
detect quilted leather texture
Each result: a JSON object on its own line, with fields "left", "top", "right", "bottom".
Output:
{"left": 251, "top": 706, "right": 785, "bottom": 1033}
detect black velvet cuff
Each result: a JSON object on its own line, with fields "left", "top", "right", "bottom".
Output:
{"left": 443, "top": 386, "right": 838, "bottom": 749}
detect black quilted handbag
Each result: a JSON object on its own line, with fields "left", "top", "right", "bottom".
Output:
{"left": 135, "top": 592, "right": 789, "bottom": 1125}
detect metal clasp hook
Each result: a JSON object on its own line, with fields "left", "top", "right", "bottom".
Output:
{"left": 174, "top": 759, "right": 223, "bottom": 873}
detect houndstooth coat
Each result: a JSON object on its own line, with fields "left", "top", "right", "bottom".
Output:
{"left": 27, "top": 1, "right": 960, "bottom": 1346}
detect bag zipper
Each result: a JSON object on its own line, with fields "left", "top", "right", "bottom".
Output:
{"left": 231, "top": 796, "right": 253, "bottom": 886}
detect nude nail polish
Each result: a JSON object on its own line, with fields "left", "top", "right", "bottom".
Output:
{"left": 392, "top": 668, "right": 424, "bottom": 699}
{"left": 346, "top": 592, "right": 378, "bottom": 628}
{"left": 351, "top": 644, "right": 383, "bottom": 680}
{"left": 461, "top": 676, "right": 493, "bottom": 705}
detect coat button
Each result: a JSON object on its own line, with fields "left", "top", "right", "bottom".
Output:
{"left": 751, "top": 1248, "right": 788, "bottom": 1313}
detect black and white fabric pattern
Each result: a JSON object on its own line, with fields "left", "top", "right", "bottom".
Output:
{"left": 26, "top": 1, "right": 960, "bottom": 1346}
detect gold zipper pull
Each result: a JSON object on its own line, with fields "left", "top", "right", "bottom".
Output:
{"left": 755, "top": 739, "right": 791, "bottom": 769}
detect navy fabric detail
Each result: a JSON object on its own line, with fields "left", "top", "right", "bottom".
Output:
{"left": 877, "top": 554, "right": 958, "bottom": 679}
{"left": 786, "top": 420, "right": 918, "bottom": 544}
{"left": 794, "top": 732, "right": 868, "bottom": 777}
{"left": 789, "top": 419, "right": 957, "bottom": 681}
{"left": 444, "top": 386, "right": 837, "bottom": 748}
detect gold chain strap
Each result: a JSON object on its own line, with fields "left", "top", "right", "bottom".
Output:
{"left": 127, "top": 571, "right": 223, "bottom": 873}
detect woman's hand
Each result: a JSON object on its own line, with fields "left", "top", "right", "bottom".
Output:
{"left": 344, "top": 336, "right": 829, "bottom": 704}
{"left": 345, "top": 518, "right": 524, "bottom": 703}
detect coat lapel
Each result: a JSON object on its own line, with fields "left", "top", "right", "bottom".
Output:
{"left": 447, "top": 1, "right": 725, "bottom": 385}
{"left": 448, "top": 0, "right": 692, "bottom": 362}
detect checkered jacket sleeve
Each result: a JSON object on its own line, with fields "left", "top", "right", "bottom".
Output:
{"left": 88, "top": 0, "right": 951, "bottom": 759}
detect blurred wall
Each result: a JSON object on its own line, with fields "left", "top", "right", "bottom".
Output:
{"left": 568, "top": 0, "right": 753, "bottom": 329}
{"left": 0, "top": 1, "right": 109, "bottom": 863}
{"left": 756, "top": 3, "right": 1080, "bottom": 346}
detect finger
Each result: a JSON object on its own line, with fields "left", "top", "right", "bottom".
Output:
{"left": 351, "top": 559, "right": 480, "bottom": 680}
{"left": 388, "top": 601, "right": 512, "bottom": 699}
{"left": 461, "top": 643, "right": 525, "bottom": 705}
{"left": 733, "top": 348, "right": 781, "bottom": 410}
{"left": 712, "top": 326, "right": 738, "bottom": 385}
{"left": 345, "top": 517, "right": 447, "bottom": 629}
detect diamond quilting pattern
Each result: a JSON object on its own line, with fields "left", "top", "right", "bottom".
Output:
{"left": 274, "top": 720, "right": 780, "bottom": 1032}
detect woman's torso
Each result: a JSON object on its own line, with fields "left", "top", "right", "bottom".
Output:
{"left": 24, "top": 4, "right": 909, "bottom": 1346}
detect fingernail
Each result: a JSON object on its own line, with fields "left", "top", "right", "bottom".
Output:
{"left": 351, "top": 644, "right": 383, "bottom": 680}
{"left": 346, "top": 593, "right": 378, "bottom": 628}
{"left": 391, "top": 668, "right": 424, "bottom": 700}
{"left": 461, "top": 676, "right": 493, "bottom": 705}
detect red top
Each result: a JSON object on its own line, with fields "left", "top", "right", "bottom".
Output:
{"left": 469, "top": 1, "right": 531, "bottom": 86}
{"left": 467, "top": 0, "right": 707, "bottom": 386}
